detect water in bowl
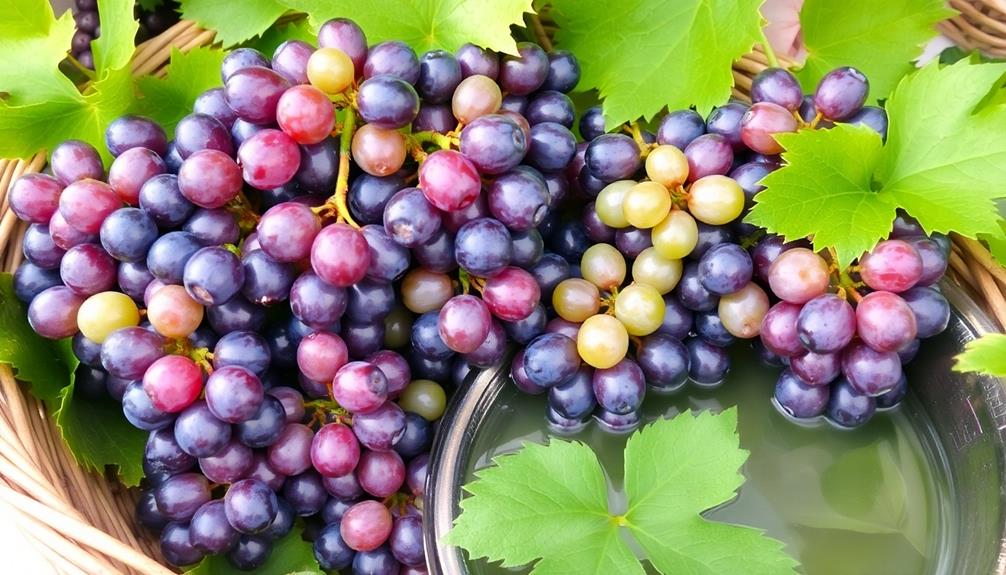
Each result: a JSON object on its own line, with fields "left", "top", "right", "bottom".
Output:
{"left": 461, "top": 346, "right": 956, "bottom": 575}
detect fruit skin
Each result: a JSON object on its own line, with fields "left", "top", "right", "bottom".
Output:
{"left": 577, "top": 314, "right": 629, "bottom": 369}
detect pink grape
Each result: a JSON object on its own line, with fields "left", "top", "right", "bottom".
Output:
{"left": 855, "top": 291, "right": 917, "bottom": 352}
{"left": 438, "top": 295, "right": 492, "bottom": 354}
{"left": 760, "top": 301, "right": 805, "bottom": 357}
{"left": 28, "top": 286, "right": 84, "bottom": 339}
{"left": 331, "top": 361, "right": 388, "bottom": 414}
{"left": 257, "top": 202, "right": 321, "bottom": 263}
{"left": 59, "top": 179, "right": 121, "bottom": 234}
{"left": 340, "top": 500, "right": 393, "bottom": 552}
{"left": 276, "top": 85, "right": 335, "bottom": 145}
{"left": 297, "top": 332, "right": 349, "bottom": 383}
{"left": 178, "top": 150, "right": 243, "bottom": 208}
{"left": 481, "top": 266, "right": 541, "bottom": 321}
{"left": 266, "top": 423, "right": 313, "bottom": 476}
{"left": 311, "top": 224, "right": 371, "bottom": 286}
{"left": 842, "top": 340, "right": 902, "bottom": 396}
{"left": 859, "top": 239, "right": 923, "bottom": 293}
{"left": 238, "top": 129, "right": 301, "bottom": 190}
{"left": 418, "top": 150, "right": 481, "bottom": 211}
{"left": 767, "top": 248, "right": 830, "bottom": 304}
{"left": 142, "top": 355, "right": 203, "bottom": 413}
{"left": 9, "top": 173, "right": 62, "bottom": 224}
{"left": 311, "top": 423, "right": 360, "bottom": 477}
{"left": 356, "top": 449, "right": 405, "bottom": 497}
{"left": 790, "top": 351, "right": 841, "bottom": 386}
{"left": 108, "top": 147, "right": 166, "bottom": 205}
{"left": 740, "top": 102, "right": 799, "bottom": 154}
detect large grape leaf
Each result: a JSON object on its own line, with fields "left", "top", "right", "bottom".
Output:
{"left": 748, "top": 60, "right": 1006, "bottom": 266}
{"left": 282, "top": 0, "right": 533, "bottom": 55}
{"left": 549, "top": 0, "right": 762, "bottom": 128}
{"left": 955, "top": 334, "right": 1006, "bottom": 377}
{"left": 797, "top": 0, "right": 952, "bottom": 101}
{"left": 93, "top": 0, "right": 141, "bottom": 75}
{"left": 179, "top": 0, "right": 290, "bottom": 47}
{"left": 0, "top": 1, "right": 80, "bottom": 105}
{"left": 446, "top": 409, "right": 797, "bottom": 574}
{"left": 136, "top": 46, "right": 227, "bottom": 137}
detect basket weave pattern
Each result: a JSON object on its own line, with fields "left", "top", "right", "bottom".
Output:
{"left": 940, "top": 0, "right": 1006, "bottom": 58}
{"left": 0, "top": 17, "right": 1003, "bottom": 575}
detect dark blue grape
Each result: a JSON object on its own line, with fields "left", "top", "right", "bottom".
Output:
{"left": 526, "top": 122, "right": 576, "bottom": 172}
{"left": 184, "top": 246, "right": 244, "bottom": 306}
{"left": 499, "top": 42, "right": 548, "bottom": 95}
{"left": 235, "top": 396, "right": 286, "bottom": 448}
{"left": 488, "top": 167, "right": 549, "bottom": 232}
{"left": 697, "top": 243, "right": 752, "bottom": 295}
{"left": 459, "top": 114, "right": 526, "bottom": 175}
{"left": 541, "top": 50, "right": 580, "bottom": 93}
{"left": 194, "top": 87, "right": 238, "bottom": 129}
{"left": 408, "top": 353, "right": 452, "bottom": 382}
{"left": 613, "top": 227, "right": 651, "bottom": 259}
{"left": 123, "top": 380, "right": 174, "bottom": 431}
{"left": 530, "top": 252, "right": 569, "bottom": 300}
{"left": 393, "top": 412, "right": 431, "bottom": 459}
{"left": 523, "top": 333, "right": 580, "bottom": 388}
{"left": 364, "top": 41, "right": 420, "bottom": 83}
{"left": 750, "top": 67, "right": 803, "bottom": 111}
{"left": 657, "top": 295, "right": 694, "bottom": 340}
{"left": 584, "top": 134, "right": 640, "bottom": 182}
{"left": 548, "top": 365, "right": 595, "bottom": 419}
{"left": 846, "top": 106, "right": 888, "bottom": 139}
{"left": 349, "top": 174, "right": 406, "bottom": 225}
{"left": 550, "top": 221, "right": 591, "bottom": 262}
{"left": 227, "top": 536, "right": 271, "bottom": 570}
{"left": 225, "top": 478, "right": 279, "bottom": 534}
{"left": 455, "top": 217, "right": 512, "bottom": 276}
{"left": 657, "top": 110, "right": 705, "bottom": 149}
{"left": 147, "top": 231, "right": 202, "bottom": 284}
{"left": 290, "top": 271, "right": 347, "bottom": 329}
{"left": 189, "top": 500, "right": 240, "bottom": 554}
{"left": 136, "top": 490, "right": 169, "bottom": 532}
{"left": 160, "top": 522, "right": 204, "bottom": 566}
{"left": 594, "top": 408, "right": 641, "bottom": 434}
{"left": 342, "top": 321, "right": 386, "bottom": 359}
{"left": 175, "top": 113, "right": 233, "bottom": 158}
{"left": 22, "top": 224, "right": 64, "bottom": 269}
{"left": 578, "top": 106, "right": 606, "bottom": 141}
{"left": 637, "top": 334, "right": 689, "bottom": 391}
{"left": 296, "top": 138, "right": 337, "bottom": 193}
{"left": 352, "top": 545, "right": 399, "bottom": 575}
{"left": 357, "top": 75, "right": 420, "bottom": 129}
{"left": 118, "top": 261, "right": 155, "bottom": 303}
{"left": 106, "top": 115, "right": 168, "bottom": 157}
{"left": 213, "top": 331, "right": 271, "bottom": 375}
{"left": 13, "top": 262, "right": 62, "bottom": 303}
{"left": 411, "top": 228, "right": 456, "bottom": 273}
{"left": 383, "top": 187, "right": 442, "bottom": 248}
{"left": 773, "top": 369, "right": 829, "bottom": 419}
{"left": 282, "top": 471, "right": 327, "bottom": 516}
{"left": 876, "top": 374, "right": 908, "bottom": 410}
{"left": 901, "top": 286, "right": 950, "bottom": 339}
{"left": 503, "top": 303, "right": 547, "bottom": 344}
{"left": 207, "top": 295, "right": 268, "bottom": 334}
{"left": 242, "top": 250, "right": 296, "bottom": 306}
{"left": 705, "top": 102, "right": 748, "bottom": 150}
{"left": 390, "top": 515, "right": 424, "bottom": 566}
{"left": 592, "top": 358, "right": 645, "bottom": 414}
{"left": 145, "top": 427, "right": 196, "bottom": 476}
{"left": 413, "top": 102, "right": 456, "bottom": 133}
{"left": 411, "top": 312, "right": 453, "bottom": 360}
{"left": 526, "top": 90, "right": 575, "bottom": 128}
{"left": 417, "top": 49, "right": 462, "bottom": 103}
{"left": 685, "top": 336, "right": 729, "bottom": 385}
{"left": 677, "top": 261, "right": 719, "bottom": 311}
{"left": 175, "top": 400, "right": 232, "bottom": 458}
{"left": 139, "top": 174, "right": 194, "bottom": 229}
{"left": 261, "top": 497, "right": 295, "bottom": 540}
{"left": 826, "top": 377, "right": 876, "bottom": 428}
{"left": 183, "top": 208, "right": 240, "bottom": 246}
{"left": 362, "top": 225, "right": 411, "bottom": 282}
{"left": 314, "top": 523, "right": 356, "bottom": 571}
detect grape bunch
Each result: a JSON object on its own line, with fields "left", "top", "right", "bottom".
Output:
{"left": 71, "top": 0, "right": 100, "bottom": 69}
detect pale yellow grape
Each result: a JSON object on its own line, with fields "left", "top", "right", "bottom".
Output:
{"left": 687, "top": 175, "right": 745, "bottom": 225}
{"left": 451, "top": 75, "right": 502, "bottom": 124}
{"left": 632, "top": 248, "right": 682, "bottom": 294}
{"left": 577, "top": 314, "right": 629, "bottom": 369}
{"left": 307, "top": 48, "right": 355, "bottom": 95}
{"left": 652, "top": 210, "right": 698, "bottom": 259}
{"left": 613, "top": 283, "right": 665, "bottom": 336}
{"left": 718, "top": 282, "right": 770, "bottom": 338}
{"left": 552, "top": 278, "right": 601, "bottom": 322}
{"left": 398, "top": 379, "right": 447, "bottom": 421}
{"left": 622, "top": 181, "right": 671, "bottom": 229}
{"left": 77, "top": 292, "right": 140, "bottom": 343}
{"left": 594, "top": 180, "right": 634, "bottom": 228}
{"left": 645, "top": 145, "right": 689, "bottom": 188}
{"left": 580, "top": 243, "right": 626, "bottom": 290}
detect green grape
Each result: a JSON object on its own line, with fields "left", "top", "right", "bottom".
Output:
{"left": 631, "top": 248, "right": 682, "bottom": 294}
{"left": 307, "top": 48, "right": 355, "bottom": 95}
{"left": 614, "top": 283, "right": 665, "bottom": 336}
{"left": 77, "top": 291, "right": 140, "bottom": 344}
{"left": 652, "top": 209, "right": 698, "bottom": 260}
{"left": 622, "top": 180, "right": 671, "bottom": 229}
{"left": 645, "top": 145, "right": 689, "bottom": 188}
{"left": 398, "top": 379, "right": 447, "bottom": 421}
{"left": 718, "top": 282, "right": 769, "bottom": 338}
{"left": 594, "top": 180, "right": 634, "bottom": 228}
{"left": 687, "top": 175, "right": 745, "bottom": 225}
{"left": 383, "top": 306, "right": 414, "bottom": 348}
{"left": 552, "top": 278, "right": 601, "bottom": 322}
{"left": 580, "top": 243, "right": 626, "bottom": 291}
{"left": 577, "top": 314, "right": 629, "bottom": 369}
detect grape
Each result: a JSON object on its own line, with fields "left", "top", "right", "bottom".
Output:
{"left": 487, "top": 167, "right": 550, "bottom": 231}
{"left": 685, "top": 337, "right": 729, "bottom": 385}
{"left": 400, "top": 269, "right": 452, "bottom": 314}
{"left": 147, "top": 284, "right": 204, "bottom": 338}
{"left": 179, "top": 246, "right": 243, "bottom": 307}
{"left": 192, "top": 89, "right": 238, "bottom": 133}
{"left": 455, "top": 217, "right": 512, "bottom": 276}
{"left": 658, "top": 295, "right": 694, "bottom": 340}
{"left": 51, "top": 140, "right": 104, "bottom": 185}
{"left": 188, "top": 500, "right": 240, "bottom": 555}
{"left": 199, "top": 439, "right": 254, "bottom": 484}
{"left": 161, "top": 522, "right": 205, "bottom": 567}
{"left": 677, "top": 261, "right": 719, "bottom": 312}
{"left": 718, "top": 282, "right": 769, "bottom": 338}
{"left": 105, "top": 115, "right": 169, "bottom": 157}
{"left": 98, "top": 208, "right": 158, "bottom": 263}
{"left": 267, "top": 423, "right": 313, "bottom": 476}
{"left": 238, "top": 129, "right": 301, "bottom": 190}
{"left": 683, "top": 134, "right": 733, "bottom": 181}
{"left": 876, "top": 375, "right": 908, "bottom": 410}
{"left": 751, "top": 234, "right": 801, "bottom": 282}
{"left": 276, "top": 85, "right": 335, "bottom": 145}
{"left": 255, "top": 202, "right": 320, "bottom": 263}
{"left": 740, "top": 102, "right": 799, "bottom": 154}
{"left": 695, "top": 311, "right": 735, "bottom": 347}
{"left": 383, "top": 188, "right": 443, "bottom": 248}
{"left": 411, "top": 311, "right": 453, "bottom": 360}
{"left": 357, "top": 75, "right": 420, "bottom": 129}
{"left": 332, "top": 362, "right": 389, "bottom": 414}
{"left": 294, "top": 139, "right": 337, "bottom": 193}
{"left": 13, "top": 263, "right": 61, "bottom": 303}
{"left": 312, "top": 223, "right": 371, "bottom": 286}
{"left": 527, "top": 92, "right": 575, "bottom": 128}
{"left": 826, "top": 378, "right": 876, "bottom": 428}
{"left": 796, "top": 294, "right": 856, "bottom": 353}
{"left": 859, "top": 239, "right": 923, "bottom": 293}
{"left": 452, "top": 75, "right": 502, "bottom": 123}
{"left": 351, "top": 124, "right": 407, "bottom": 177}
{"left": 503, "top": 303, "right": 547, "bottom": 344}
{"left": 553, "top": 221, "right": 594, "bottom": 261}
{"left": 482, "top": 266, "right": 540, "bottom": 321}
{"left": 813, "top": 67, "right": 869, "bottom": 120}
{"left": 100, "top": 326, "right": 165, "bottom": 379}
{"left": 314, "top": 524, "right": 356, "bottom": 570}
{"left": 263, "top": 498, "right": 296, "bottom": 540}
{"left": 855, "top": 291, "right": 917, "bottom": 352}
{"left": 841, "top": 340, "right": 902, "bottom": 396}
{"left": 577, "top": 314, "right": 629, "bottom": 369}
{"left": 790, "top": 350, "right": 841, "bottom": 386}
{"left": 578, "top": 106, "right": 606, "bottom": 141}
{"left": 177, "top": 149, "right": 243, "bottom": 208}
{"left": 60, "top": 243, "right": 115, "bottom": 296}
{"left": 750, "top": 67, "right": 803, "bottom": 111}
{"left": 511, "top": 348, "right": 545, "bottom": 394}
{"left": 846, "top": 105, "right": 889, "bottom": 139}
{"left": 760, "top": 302, "right": 805, "bottom": 357}
{"left": 510, "top": 229, "right": 544, "bottom": 267}
{"left": 175, "top": 114, "right": 233, "bottom": 159}
{"left": 614, "top": 283, "right": 664, "bottom": 336}
{"left": 353, "top": 401, "right": 407, "bottom": 451}
{"left": 686, "top": 175, "right": 744, "bottom": 225}
{"left": 417, "top": 149, "right": 481, "bottom": 212}
{"left": 394, "top": 412, "right": 432, "bottom": 459}
{"left": 594, "top": 409, "right": 641, "bottom": 434}
{"left": 341, "top": 500, "right": 393, "bottom": 552}
{"left": 22, "top": 224, "right": 64, "bottom": 269}
{"left": 221, "top": 48, "right": 271, "bottom": 82}
{"left": 901, "top": 286, "right": 950, "bottom": 339}
{"left": 207, "top": 295, "right": 268, "bottom": 334}
{"left": 225, "top": 66, "right": 290, "bottom": 124}
{"left": 907, "top": 237, "right": 948, "bottom": 287}
{"left": 417, "top": 49, "right": 462, "bottom": 102}
{"left": 236, "top": 396, "right": 286, "bottom": 448}
{"left": 636, "top": 334, "right": 689, "bottom": 392}
{"left": 459, "top": 114, "right": 526, "bottom": 175}
{"left": 645, "top": 146, "right": 689, "bottom": 189}
{"left": 297, "top": 331, "right": 348, "bottom": 383}
{"left": 224, "top": 478, "right": 279, "bottom": 534}
{"left": 705, "top": 102, "right": 747, "bottom": 149}
{"left": 552, "top": 278, "right": 600, "bottom": 322}
{"left": 413, "top": 102, "right": 456, "bottom": 133}
{"left": 657, "top": 110, "right": 705, "bottom": 149}
{"left": 317, "top": 18, "right": 368, "bottom": 76}
{"left": 154, "top": 472, "right": 211, "bottom": 521}
{"left": 59, "top": 179, "right": 121, "bottom": 235}
{"left": 241, "top": 250, "right": 296, "bottom": 306}
{"left": 268, "top": 387, "right": 306, "bottom": 424}
{"left": 204, "top": 366, "right": 264, "bottom": 424}
{"left": 547, "top": 365, "right": 595, "bottom": 419}
{"left": 582, "top": 202, "right": 616, "bottom": 243}
{"left": 437, "top": 295, "right": 491, "bottom": 354}
{"left": 580, "top": 243, "right": 625, "bottom": 290}
{"left": 397, "top": 379, "right": 447, "bottom": 421}
{"left": 767, "top": 247, "right": 830, "bottom": 304}
{"left": 388, "top": 515, "right": 424, "bottom": 567}
{"left": 364, "top": 40, "right": 420, "bottom": 83}
{"left": 76, "top": 290, "right": 140, "bottom": 343}
{"left": 139, "top": 174, "right": 194, "bottom": 229}
{"left": 456, "top": 43, "right": 499, "bottom": 79}
{"left": 123, "top": 380, "right": 175, "bottom": 430}
{"left": 691, "top": 223, "right": 735, "bottom": 260}
{"left": 632, "top": 248, "right": 682, "bottom": 294}
{"left": 464, "top": 318, "right": 506, "bottom": 367}
{"left": 584, "top": 134, "right": 640, "bottom": 182}
{"left": 282, "top": 471, "right": 327, "bottom": 515}
{"left": 357, "top": 449, "right": 406, "bottom": 497}
{"left": 499, "top": 42, "right": 548, "bottom": 95}
{"left": 592, "top": 358, "right": 645, "bottom": 414}
{"left": 9, "top": 173, "right": 63, "bottom": 224}
{"left": 141, "top": 355, "right": 202, "bottom": 413}
{"left": 49, "top": 210, "right": 96, "bottom": 250}
{"left": 697, "top": 243, "right": 752, "bottom": 295}
{"left": 228, "top": 536, "right": 271, "bottom": 570}
{"left": 621, "top": 181, "right": 671, "bottom": 229}
{"left": 652, "top": 209, "right": 699, "bottom": 260}
{"left": 530, "top": 252, "right": 570, "bottom": 301}
{"left": 773, "top": 369, "right": 829, "bottom": 419}
{"left": 521, "top": 333, "right": 580, "bottom": 388}
{"left": 175, "top": 400, "right": 231, "bottom": 457}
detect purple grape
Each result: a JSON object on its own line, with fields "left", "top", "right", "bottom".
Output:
{"left": 522, "top": 333, "right": 580, "bottom": 388}
{"left": 499, "top": 42, "right": 548, "bottom": 95}
{"left": 234, "top": 395, "right": 285, "bottom": 448}
{"left": 100, "top": 208, "right": 158, "bottom": 262}
{"left": 594, "top": 408, "right": 641, "bottom": 434}
{"left": 282, "top": 471, "right": 326, "bottom": 516}
{"left": 122, "top": 380, "right": 174, "bottom": 430}
{"left": 221, "top": 48, "right": 270, "bottom": 82}
{"left": 50, "top": 140, "right": 103, "bottom": 185}
{"left": 657, "top": 295, "right": 694, "bottom": 340}
{"left": 394, "top": 412, "right": 432, "bottom": 459}
{"left": 241, "top": 250, "right": 296, "bottom": 306}
{"left": 813, "top": 67, "right": 869, "bottom": 120}
{"left": 551, "top": 221, "right": 593, "bottom": 262}
{"left": 413, "top": 102, "right": 456, "bottom": 133}
{"left": 695, "top": 311, "right": 735, "bottom": 347}
{"left": 459, "top": 115, "right": 526, "bottom": 175}
{"left": 504, "top": 302, "right": 547, "bottom": 344}
{"left": 357, "top": 450, "right": 406, "bottom": 497}
{"left": 101, "top": 326, "right": 165, "bottom": 379}
{"left": 592, "top": 358, "right": 645, "bottom": 414}
{"left": 314, "top": 523, "right": 356, "bottom": 570}
{"left": 908, "top": 238, "right": 948, "bottom": 287}
{"left": 147, "top": 231, "right": 202, "bottom": 284}
{"left": 22, "top": 224, "right": 65, "bottom": 269}
{"left": 353, "top": 402, "right": 407, "bottom": 452}
{"left": 657, "top": 110, "right": 706, "bottom": 149}
{"left": 227, "top": 536, "right": 271, "bottom": 570}
{"left": 526, "top": 122, "right": 576, "bottom": 172}
{"left": 541, "top": 50, "right": 580, "bottom": 93}
{"left": 796, "top": 294, "right": 856, "bottom": 353}
{"left": 827, "top": 377, "right": 876, "bottom": 427}
{"left": 578, "top": 106, "right": 606, "bottom": 141}
{"left": 136, "top": 490, "right": 169, "bottom": 532}
{"left": 154, "top": 472, "right": 210, "bottom": 521}
{"left": 199, "top": 439, "right": 253, "bottom": 484}
{"left": 357, "top": 74, "right": 421, "bottom": 129}
{"left": 691, "top": 223, "right": 736, "bottom": 260}
{"left": 456, "top": 43, "right": 499, "bottom": 79}
{"left": 272, "top": 40, "right": 315, "bottom": 84}
{"left": 901, "top": 286, "right": 950, "bottom": 339}
{"left": 876, "top": 375, "right": 908, "bottom": 410}
{"left": 207, "top": 295, "right": 268, "bottom": 334}
{"left": 13, "top": 263, "right": 61, "bottom": 303}
{"left": 412, "top": 228, "right": 456, "bottom": 273}
{"left": 488, "top": 167, "right": 549, "bottom": 232}
{"left": 547, "top": 365, "right": 595, "bottom": 419}
{"left": 318, "top": 17, "right": 368, "bottom": 75}
{"left": 194, "top": 87, "right": 238, "bottom": 129}
{"left": 161, "top": 522, "right": 204, "bottom": 566}
{"left": 295, "top": 138, "right": 337, "bottom": 193}
{"left": 183, "top": 246, "right": 244, "bottom": 306}
{"left": 175, "top": 113, "right": 233, "bottom": 158}
{"left": 526, "top": 90, "right": 575, "bottom": 128}
{"left": 613, "top": 227, "right": 651, "bottom": 259}
{"left": 183, "top": 206, "right": 238, "bottom": 246}
{"left": 225, "top": 478, "right": 278, "bottom": 534}
{"left": 705, "top": 102, "right": 748, "bottom": 150}
{"left": 677, "top": 261, "right": 719, "bottom": 311}
{"left": 584, "top": 133, "right": 640, "bottom": 182}
{"left": 790, "top": 350, "right": 840, "bottom": 386}
{"left": 750, "top": 67, "right": 803, "bottom": 111}
{"left": 636, "top": 334, "right": 689, "bottom": 392}
{"left": 175, "top": 400, "right": 232, "bottom": 457}
{"left": 364, "top": 41, "right": 420, "bottom": 83}
{"left": 510, "top": 229, "right": 544, "bottom": 268}
{"left": 685, "top": 336, "right": 729, "bottom": 385}
{"left": 383, "top": 187, "right": 442, "bottom": 248}
{"left": 225, "top": 66, "right": 290, "bottom": 125}
{"left": 455, "top": 217, "right": 513, "bottom": 277}
{"left": 60, "top": 243, "right": 116, "bottom": 296}
{"left": 189, "top": 500, "right": 240, "bottom": 555}
{"left": 145, "top": 427, "right": 196, "bottom": 476}
{"left": 841, "top": 340, "right": 902, "bottom": 396}
{"left": 106, "top": 115, "right": 168, "bottom": 157}
{"left": 139, "top": 174, "right": 194, "bottom": 228}
{"left": 349, "top": 173, "right": 405, "bottom": 225}
{"left": 529, "top": 252, "right": 570, "bottom": 300}
{"left": 684, "top": 134, "right": 733, "bottom": 180}
{"left": 773, "top": 369, "right": 829, "bottom": 419}
{"left": 262, "top": 498, "right": 295, "bottom": 540}
{"left": 417, "top": 49, "right": 462, "bottom": 103}
{"left": 697, "top": 243, "right": 752, "bottom": 295}
{"left": 389, "top": 515, "right": 424, "bottom": 567}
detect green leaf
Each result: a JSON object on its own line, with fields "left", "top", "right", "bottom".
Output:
{"left": 797, "top": 0, "right": 952, "bottom": 101}
{"left": 954, "top": 334, "right": 1006, "bottom": 377}
{"left": 446, "top": 409, "right": 797, "bottom": 574}
{"left": 244, "top": 18, "right": 315, "bottom": 56}
{"left": 136, "top": 46, "right": 227, "bottom": 137}
{"left": 179, "top": 0, "right": 290, "bottom": 47}
{"left": 623, "top": 409, "right": 798, "bottom": 575}
{"left": 0, "top": 6, "right": 80, "bottom": 104}
{"left": 93, "top": 0, "right": 140, "bottom": 75}
{"left": 187, "top": 525, "right": 323, "bottom": 574}
{"left": 749, "top": 60, "right": 1006, "bottom": 265}
{"left": 0, "top": 274, "right": 76, "bottom": 404}
{"left": 0, "top": 0, "right": 56, "bottom": 38}
{"left": 282, "top": 0, "right": 533, "bottom": 55}
{"left": 981, "top": 220, "right": 1006, "bottom": 266}
{"left": 550, "top": 0, "right": 762, "bottom": 128}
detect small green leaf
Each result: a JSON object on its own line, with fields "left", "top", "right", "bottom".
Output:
{"left": 282, "top": 0, "right": 533, "bottom": 55}
{"left": 0, "top": 274, "right": 76, "bottom": 404}
{"left": 954, "top": 334, "right": 1006, "bottom": 377}
{"left": 0, "top": 6, "right": 80, "bottom": 105}
{"left": 187, "top": 525, "right": 323, "bottom": 574}
{"left": 797, "top": 0, "right": 952, "bottom": 101}
{"left": 136, "top": 46, "right": 227, "bottom": 137}
{"left": 550, "top": 0, "right": 762, "bottom": 128}
{"left": 179, "top": 0, "right": 291, "bottom": 47}
{"left": 93, "top": 0, "right": 140, "bottom": 75}
{"left": 244, "top": 18, "right": 315, "bottom": 56}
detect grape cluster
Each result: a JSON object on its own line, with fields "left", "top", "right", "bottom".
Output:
{"left": 71, "top": 0, "right": 100, "bottom": 69}
{"left": 135, "top": 0, "right": 183, "bottom": 43}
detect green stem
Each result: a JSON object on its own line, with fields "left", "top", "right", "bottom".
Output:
{"left": 408, "top": 130, "right": 458, "bottom": 151}
{"left": 333, "top": 107, "right": 359, "bottom": 227}
{"left": 66, "top": 55, "right": 96, "bottom": 81}
{"left": 759, "top": 27, "right": 780, "bottom": 68}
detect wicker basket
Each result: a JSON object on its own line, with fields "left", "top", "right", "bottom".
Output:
{"left": 0, "top": 18, "right": 1004, "bottom": 575}
{"left": 940, "top": 0, "right": 1006, "bottom": 58}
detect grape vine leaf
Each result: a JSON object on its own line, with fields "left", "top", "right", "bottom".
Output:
{"left": 179, "top": 0, "right": 289, "bottom": 47}
{"left": 0, "top": 1, "right": 80, "bottom": 105}
{"left": 797, "top": 0, "right": 952, "bottom": 102}
{"left": 187, "top": 525, "right": 323, "bottom": 574}
{"left": 282, "top": 0, "right": 533, "bottom": 55}
{"left": 549, "top": 0, "right": 762, "bottom": 129}
{"left": 137, "top": 46, "right": 227, "bottom": 137}
{"left": 445, "top": 409, "right": 798, "bottom": 574}
{"left": 981, "top": 220, "right": 1006, "bottom": 266}
{"left": 748, "top": 60, "right": 1006, "bottom": 266}
{"left": 0, "top": 274, "right": 76, "bottom": 404}
{"left": 93, "top": 0, "right": 141, "bottom": 75}
{"left": 0, "top": 0, "right": 54, "bottom": 37}
{"left": 954, "top": 334, "right": 1006, "bottom": 377}
{"left": 245, "top": 18, "right": 315, "bottom": 56}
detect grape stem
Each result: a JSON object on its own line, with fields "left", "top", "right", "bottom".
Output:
{"left": 759, "top": 27, "right": 780, "bottom": 68}
{"left": 408, "top": 130, "right": 459, "bottom": 151}
{"left": 330, "top": 106, "right": 360, "bottom": 228}
{"left": 224, "top": 192, "right": 260, "bottom": 235}
{"left": 457, "top": 269, "right": 472, "bottom": 295}
{"left": 527, "top": 13, "right": 553, "bottom": 52}
{"left": 66, "top": 55, "right": 96, "bottom": 81}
